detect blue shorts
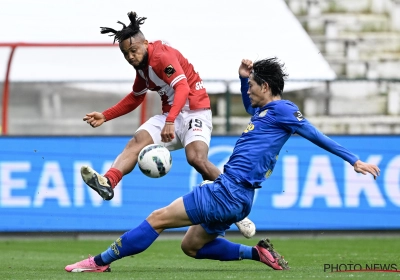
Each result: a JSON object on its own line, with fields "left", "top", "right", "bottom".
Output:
{"left": 182, "top": 173, "right": 255, "bottom": 236}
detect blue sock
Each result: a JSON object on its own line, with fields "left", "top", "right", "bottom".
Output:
{"left": 94, "top": 220, "right": 159, "bottom": 265}
{"left": 239, "top": 244, "right": 254, "bottom": 260}
{"left": 195, "top": 238, "right": 247, "bottom": 261}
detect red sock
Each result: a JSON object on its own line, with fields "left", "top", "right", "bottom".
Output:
{"left": 104, "top": 168, "right": 123, "bottom": 189}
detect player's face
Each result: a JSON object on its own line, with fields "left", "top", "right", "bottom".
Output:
{"left": 119, "top": 37, "right": 149, "bottom": 69}
{"left": 248, "top": 75, "right": 270, "bottom": 108}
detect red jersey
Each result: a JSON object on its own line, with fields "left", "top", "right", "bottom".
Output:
{"left": 132, "top": 40, "right": 210, "bottom": 122}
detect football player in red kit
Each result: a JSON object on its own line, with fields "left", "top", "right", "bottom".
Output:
{"left": 80, "top": 11, "right": 255, "bottom": 238}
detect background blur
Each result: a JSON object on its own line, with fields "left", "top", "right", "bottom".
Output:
{"left": 0, "top": 0, "right": 399, "bottom": 233}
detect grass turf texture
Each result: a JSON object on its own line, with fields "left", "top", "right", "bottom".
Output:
{"left": 0, "top": 237, "right": 399, "bottom": 279}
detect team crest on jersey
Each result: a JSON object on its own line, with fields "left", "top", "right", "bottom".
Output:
{"left": 293, "top": 111, "right": 304, "bottom": 121}
{"left": 164, "top": 64, "right": 176, "bottom": 77}
{"left": 259, "top": 109, "right": 268, "bottom": 117}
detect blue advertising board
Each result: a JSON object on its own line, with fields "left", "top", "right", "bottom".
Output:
{"left": 0, "top": 135, "right": 399, "bottom": 231}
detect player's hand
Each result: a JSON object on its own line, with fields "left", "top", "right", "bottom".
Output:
{"left": 239, "top": 59, "right": 253, "bottom": 78}
{"left": 353, "top": 160, "right": 380, "bottom": 180}
{"left": 83, "top": 112, "right": 106, "bottom": 128}
{"left": 161, "top": 122, "right": 175, "bottom": 142}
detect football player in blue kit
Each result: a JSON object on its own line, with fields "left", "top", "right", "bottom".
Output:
{"left": 65, "top": 58, "right": 380, "bottom": 273}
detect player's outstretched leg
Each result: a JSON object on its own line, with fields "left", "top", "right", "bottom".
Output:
{"left": 81, "top": 166, "right": 114, "bottom": 200}
{"left": 254, "top": 238, "right": 289, "bottom": 270}
{"left": 235, "top": 217, "right": 256, "bottom": 238}
{"left": 65, "top": 255, "right": 111, "bottom": 273}
{"left": 65, "top": 220, "right": 159, "bottom": 273}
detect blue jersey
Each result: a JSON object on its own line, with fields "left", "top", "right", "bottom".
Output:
{"left": 224, "top": 99, "right": 305, "bottom": 188}
{"left": 223, "top": 77, "right": 358, "bottom": 189}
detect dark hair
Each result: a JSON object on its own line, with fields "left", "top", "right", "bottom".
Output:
{"left": 100, "top": 12, "right": 147, "bottom": 44}
{"left": 252, "top": 57, "right": 288, "bottom": 96}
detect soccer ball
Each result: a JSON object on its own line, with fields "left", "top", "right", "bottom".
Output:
{"left": 137, "top": 144, "right": 172, "bottom": 178}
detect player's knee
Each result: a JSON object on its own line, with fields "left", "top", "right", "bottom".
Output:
{"left": 125, "top": 137, "right": 140, "bottom": 151}
{"left": 186, "top": 155, "right": 207, "bottom": 171}
{"left": 180, "top": 241, "right": 198, "bottom": 258}
{"left": 124, "top": 138, "right": 149, "bottom": 159}
{"left": 146, "top": 208, "right": 167, "bottom": 229}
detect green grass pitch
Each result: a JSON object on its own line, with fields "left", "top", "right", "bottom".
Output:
{"left": 1, "top": 236, "right": 399, "bottom": 279}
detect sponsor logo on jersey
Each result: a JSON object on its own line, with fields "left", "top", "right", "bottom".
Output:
{"left": 244, "top": 122, "right": 255, "bottom": 133}
{"left": 164, "top": 64, "right": 176, "bottom": 77}
{"left": 195, "top": 81, "right": 204, "bottom": 90}
{"left": 293, "top": 111, "right": 304, "bottom": 121}
{"left": 259, "top": 109, "right": 268, "bottom": 117}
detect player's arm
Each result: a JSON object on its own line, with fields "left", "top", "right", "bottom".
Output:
{"left": 276, "top": 103, "right": 358, "bottom": 165}
{"left": 165, "top": 79, "right": 190, "bottom": 123}
{"left": 162, "top": 78, "right": 189, "bottom": 142}
{"left": 295, "top": 123, "right": 380, "bottom": 179}
{"left": 102, "top": 91, "right": 146, "bottom": 122}
{"left": 295, "top": 122, "right": 358, "bottom": 165}
{"left": 239, "top": 59, "right": 256, "bottom": 115}
{"left": 101, "top": 74, "right": 147, "bottom": 122}
{"left": 156, "top": 52, "right": 190, "bottom": 142}
{"left": 240, "top": 77, "right": 256, "bottom": 115}
{"left": 159, "top": 57, "right": 189, "bottom": 123}
{"left": 83, "top": 89, "right": 146, "bottom": 128}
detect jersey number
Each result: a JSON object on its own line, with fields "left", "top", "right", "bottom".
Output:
{"left": 188, "top": 119, "right": 202, "bottom": 130}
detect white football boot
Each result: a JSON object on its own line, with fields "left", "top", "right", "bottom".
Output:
{"left": 235, "top": 217, "right": 256, "bottom": 238}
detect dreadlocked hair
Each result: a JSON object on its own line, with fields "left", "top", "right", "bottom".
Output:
{"left": 252, "top": 57, "right": 288, "bottom": 97}
{"left": 100, "top": 11, "right": 147, "bottom": 44}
